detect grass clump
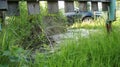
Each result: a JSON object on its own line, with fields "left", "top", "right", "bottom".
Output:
{"left": 70, "top": 17, "right": 106, "bottom": 29}
{"left": 33, "top": 28, "right": 120, "bottom": 67}
{"left": 0, "top": 2, "right": 67, "bottom": 66}
{"left": 0, "top": 2, "right": 48, "bottom": 66}
{"left": 0, "top": 30, "right": 30, "bottom": 67}
{"left": 1, "top": 2, "right": 120, "bottom": 67}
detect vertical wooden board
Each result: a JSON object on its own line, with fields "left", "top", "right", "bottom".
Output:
{"left": 0, "top": 11, "right": 2, "bottom": 31}
{"left": 0, "top": 0, "right": 8, "bottom": 11}
{"left": 47, "top": 1, "right": 59, "bottom": 14}
{"left": 0, "top": 11, "right": 5, "bottom": 23}
{"left": 0, "top": 11, "right": 4, "bottom": 21}
{"left": 7, "top": 1, "right": 20, "bottom": 16}
{"left": 91, "top": 2, "right": 98, "bottom": 11}
{"left": 102, "top": 2, "right": 109, "bottom": 11}
{"left": 64, "top": 1, "right": 74, "bottom": 12}
{"left": 0, "top": 11, "right": 2, "bottom": 17}
{"left": 79, "top": 1, "right": 87, "bottom": 11}
{"left": 27, "top": 1, "right": 40, "bottom": 15}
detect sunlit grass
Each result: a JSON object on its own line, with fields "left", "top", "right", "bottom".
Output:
{"left": 31, "top": 13, "right": 120, "bottom": 67}
{"left": 1, "top": 2, "right": 120, "bottom": 67}
{"left": 33, "top": 27, "right": 120, "bottom": 67}
{"left": 69, "top": 17, "right": 106, "bottom": 29}
{"left": 32, "top": 11, "right": 120, "bottom": 67}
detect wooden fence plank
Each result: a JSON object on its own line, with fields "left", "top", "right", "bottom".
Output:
{"left": 7, "top": 0, "right": 111, "bottom": 2}
{"left": 0, "top": 11, "right": 5, "bottom": 26}
{"left": 7, "top": 1, "right": 20, "bottom": 16}
{"left": 91, "top": 2, "right": 98, "bottom": 11}
{"left": 65, "top": 1, "right": 74, "bottom": 12}
{"left": 79, "top": 1, "right": 87, "bottom": 11}
{"left": 0, "top": 0, "right": 8, "bottom": 11}
{"left": 27, "top": 1, "right": 40, "bottom": 15}
{"left": 0, "top": 11, "right": 4, "bottom": 21}
{"left": 90, "top": 0, "right": 110, "bottom": 2}
{"left": 48, "top": 1, "right": 59, "bottom": 14}
{"left": 102, "top": 2, "right": 109, "bottom": 11}
{"left": 0, "top": 0, "right": 111, "bottom": 16}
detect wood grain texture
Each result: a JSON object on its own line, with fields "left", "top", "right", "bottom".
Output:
{"left": 65, "top": 1, "right": 74, "bottom": 12}
{"left": 79, "top": 1, "right": 87, "bottom": 11}
{"left": 7, "top": 0, "right": 110, "bottom": 2}
{"left": 27, "top": 2, "right": 40, "bottom": 15}
{"left": 102, "top": 2, "right": 110, "bottom": 11}
{"left": 0, "top": 0, "right": 8, "bottom": 11}
{"left": 7, "top": 1, "right": 20, "bottom": 16}
{"left": 48, "top": 1, "right": 59, "bottom": 14}
{"left": 91, "top": 2, "right": 98, "bottom": 11}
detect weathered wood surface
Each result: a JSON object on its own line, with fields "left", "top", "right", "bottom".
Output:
{"left": 7, "top": 0, "right": 110, "bottom": 2}
{"left": 0, "top": 11, "right": 3, "bottom": 20}
{"left": 7, "top": 2, "right": 20, "bottom": 16}
{"left": 79, "top": 1, "right": 87, "bottom": 11}
{"left": 102, "top": 2, "right": 110, "bottom": 11}
{"left": 0, "top": 0, "right": 8, "bottom": 11}
{"left": 0, "top": 11, "right": 5, "bottom": 24}
{"left": 65, "top": 1, "right": 74, "bottom": 12}
{"left": 0, "top": 0, "right": 111, "bottom": 16}
{"left": 27, "top": 2, "right": 40, "bottom": 15}
{"left": 78, "top": 0, "right": 110, "bottom": 2}
{"left": 48, "top": 1, "right": 59, "bottom": 13}
{"left": 91, "top": 2, "right": 98, "bottom": 11}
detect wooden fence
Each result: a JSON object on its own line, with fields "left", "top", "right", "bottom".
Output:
{"left": 0, "top": 0, "right": 110, "bottom": 16}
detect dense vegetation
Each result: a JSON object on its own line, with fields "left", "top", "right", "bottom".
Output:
{"left": 0, "top": 1, "right": 120, "bottom": 67}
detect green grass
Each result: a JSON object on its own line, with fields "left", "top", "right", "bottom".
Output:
{"left": 32, "top": 15, "right": 120, "bottom": 67}
{"left": 0, "top": 2, "right": 45, "bottom": 66}
{"left": 69, "top": 17, "right": 106, "bottom": 29}
{"left": 1, "top": 2, "right": 120, "bottom": 67}
{"left": 33, "top": 28, "right": 120, "bottom": 67}
{"left": 0, "top": 2, "right": 66, "bottom": 67}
